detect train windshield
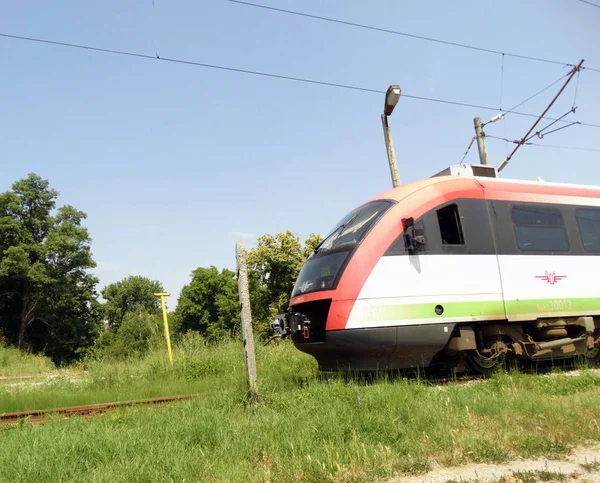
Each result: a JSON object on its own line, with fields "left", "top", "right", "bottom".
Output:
{"left": 314, "top": 200, "right": 394, "bottom": 254}
{"left": 291, "top": 200, "right": 394, "bottom": 298}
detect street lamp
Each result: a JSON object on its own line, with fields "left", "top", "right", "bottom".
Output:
{"left": 384, "top": 84, "right": 401, "bottom": 116}
{"left": 381, "top": 84, "right": 401, "bottom": 187}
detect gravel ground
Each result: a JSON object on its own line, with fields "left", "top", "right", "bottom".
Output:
{"left": 386, "top": 444, "right": 600, "bottom": 483}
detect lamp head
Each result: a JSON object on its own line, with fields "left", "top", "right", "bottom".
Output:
{"left": 384, "top": 84, "right": 401, "bottom": 116}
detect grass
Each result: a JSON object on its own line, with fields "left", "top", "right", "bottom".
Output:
{"left": 0, "top": 343, "right": 55, "bottom": 377}
{"left": 580, "top": 458, "right": 600, "bottom": 472}
{"left": 0, "top": 334, "right": 250, "bottom": 413}
{"left": 1, "top": 335, "right": 600, "bottom": 482}
{"left": 511, "top": 470, "right": 569, "bottom": 482}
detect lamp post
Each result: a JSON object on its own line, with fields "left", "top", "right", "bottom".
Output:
{"left": 381, "top": 84, "right": 401, "bottom": 187}
{"left": 153, "top": 292, "right": 173, "bottom": 366}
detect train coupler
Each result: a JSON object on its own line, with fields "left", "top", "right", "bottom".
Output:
{"left": 271, "top": 312, "right": 311, "bottom": 340}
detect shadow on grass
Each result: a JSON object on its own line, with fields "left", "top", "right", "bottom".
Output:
{"left": 288, "top": 356, "right": 600, "bottom": 390}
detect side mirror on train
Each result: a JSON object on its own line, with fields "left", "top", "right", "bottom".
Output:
{"left": 402, "top": 217, "right": 424, "bottom": 254}
{"left": 402, "top": 217, "right": 416, "bottom": 253}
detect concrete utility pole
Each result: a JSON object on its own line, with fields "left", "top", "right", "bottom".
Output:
{"left": 381, "top": 84, "right": 402, "bottom": 187}
{"left": 473, "top": 117, "right": 489, "bottom": 165}
{"left": 235, "top": 241, "right": 257, "bottom": 394}
{"left": 381, "top": 114, "right": 401, "bottom": 187}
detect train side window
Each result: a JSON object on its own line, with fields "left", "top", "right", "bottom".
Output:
{"left": 437, "top": 204, "right": 464, "bottom": 245}
{"left": 575, "top": 208, "right": 600, "bottom": 252}
{"left": 511, "top": 205, "right": 569, "bottom": 252}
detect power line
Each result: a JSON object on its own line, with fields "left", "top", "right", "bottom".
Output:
{"left": 498, "top": 60, "right": 583, "bottom": 171}
{"left": 575, "top": 0, "right": 600, "bottom": 8}
{"left": 500, "top": 72, "right": 572, "bottom": 118}
{"left": 2, "top": 32, "right": 600, "bottom": 129}
{"left": 228, "top": 0, "right": 600, "bottom": 74}
{"left": 487, "top": 135, "right": 600, "bottom": 152}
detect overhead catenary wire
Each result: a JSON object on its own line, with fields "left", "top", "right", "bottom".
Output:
{"left": 487, "top": 135, "right": 600, "bottom": 152}
{"left": 2, "top": 32, "right": 600, "bottom": 129}
{"left": 497, "top": 60, "right": 585, "bottom": 172}
{"left": 575, "top": 0, "right": 600, "bottom": 8}
{"left": 496, "top": 71, "right": 573, "bottom": 120}
{"left": 228, "top": 0, "right": 600, "bottom": 73}
{"left": 573, "top": 69, "right": 581, "bottom": 107}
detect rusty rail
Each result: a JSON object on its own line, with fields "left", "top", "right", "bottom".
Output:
{"left": 0, "top": 394, "right": 196, "bottom": 425}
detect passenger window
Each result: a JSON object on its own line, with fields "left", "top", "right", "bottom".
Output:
{"left": 575, "top": 208, "right": 600, "bottom": 252}
{"left": 437, "top": 204, "right": 464, "bottom": 245}
{"left": 511, "top": 205, "right": 569, "bottom": 252}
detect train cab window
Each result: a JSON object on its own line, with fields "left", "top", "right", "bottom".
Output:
{"left": 511, "top": 205, "right": 569, "bottom": 252}
{"left": 575, "top": 208, "right": 600, "bottom": 253}
{"left": 437, "top": 204, "right": 464, "bottom": 245}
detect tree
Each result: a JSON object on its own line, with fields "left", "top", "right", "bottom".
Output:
{"left": 0, "top": 173, "right": 101, "bottom": 362}
{"left": 100, "top": 275, "right": 164, "bottom": 329}
{"left": 93, "top": 311, "right": 162, "bottom": 359}
{"left": 174, "top": 266, "right": 240, "bottom": 339}
{"left": 247, "top": 230, "right": 322, "bottom": 335}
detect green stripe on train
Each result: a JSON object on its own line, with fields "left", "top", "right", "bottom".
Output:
{"left": 352, "top": 300, "right": 505, "bottom": 322}
{"left": 505, "top": 298, "right": 600, "bottom": 315}
{"left": 352, "top": 298, "right": 600, "bottom": 322}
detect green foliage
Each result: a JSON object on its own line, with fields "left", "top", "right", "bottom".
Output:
{"left": 246, "top": 230, "right": 322, "bottom": 335}
{"left": 92, "top": 311, "right": 163, "bottom": 359}
{"left": 0, "top": 173, "right": 101, "bottom": 363}
{"left": 175, "top": 266, "right": 240, "bottom": 340}
{"left": 0, "top": 340, "right": 55, "bottom": 377}
{"left": 100, "top": 275, "right": 164, "bottom": 329}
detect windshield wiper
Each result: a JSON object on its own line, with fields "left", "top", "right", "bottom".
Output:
{"left": 313, "top": 211, "right": 361, "bottom": 254}
{"left": 313, "top": 224, "right": 343, "bottom": 254}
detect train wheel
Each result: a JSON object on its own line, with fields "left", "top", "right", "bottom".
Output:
{"left": 583, "top": 345, "right": 600, "bottom": 366}
{"left": 463, "top": 352, "right": 504, "bottom": 376}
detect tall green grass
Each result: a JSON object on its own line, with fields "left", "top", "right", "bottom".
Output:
{"left": 0, "top": 343, "right": 55, "bottom": 377}
{"left": 1, "top": 335, "right": 600, "bottom": 482}
{"left": 0, "top": 333, "right": 319, "bottom": 412}
{"left": 0, "top": 334, "right": 250, "bottom": 413}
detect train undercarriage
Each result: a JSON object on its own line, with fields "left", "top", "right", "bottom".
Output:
{"left": 272, "top": 311, "right": 600, "bottom": 375}
{"left": 446, "top": 316, "right": 600, "bottom": 375}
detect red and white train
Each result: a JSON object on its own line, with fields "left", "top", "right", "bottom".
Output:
{"left": 272, "top": 164, "right": 600, "bottom": 374}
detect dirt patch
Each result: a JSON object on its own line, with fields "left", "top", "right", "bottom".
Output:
{"left": 385, "top": 444, "right": 600, "bottom": 483}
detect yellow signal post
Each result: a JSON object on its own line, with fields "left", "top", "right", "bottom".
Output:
{"left": 153, "top": 292, "right": 173, "bottom": 366}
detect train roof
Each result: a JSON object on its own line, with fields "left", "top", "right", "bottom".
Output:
{"left": 368, "top": 164, "right": 600, "bottom": 205}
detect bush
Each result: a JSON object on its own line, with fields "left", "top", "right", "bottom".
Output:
{"left": 91, "top": 311, "right": 163, "bottom": 360}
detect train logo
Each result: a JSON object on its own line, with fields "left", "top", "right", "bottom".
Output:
{"left": 535, "top": 271, "right": 566, "bottom": 285}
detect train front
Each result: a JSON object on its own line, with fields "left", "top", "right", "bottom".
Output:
{"left": 271, "top": 197, "right": 401, "bottom": 372}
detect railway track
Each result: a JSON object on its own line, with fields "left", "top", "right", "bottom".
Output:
{"left": 0, "top": 394, "right": 196, "bottom": 426}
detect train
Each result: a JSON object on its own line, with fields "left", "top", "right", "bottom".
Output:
{"left": 271, "top": 163, "right": 600, "bottom": 374}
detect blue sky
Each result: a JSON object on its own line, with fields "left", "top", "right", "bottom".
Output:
{"left": 2, "top": 0, "right": 599, "bottom": 305}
